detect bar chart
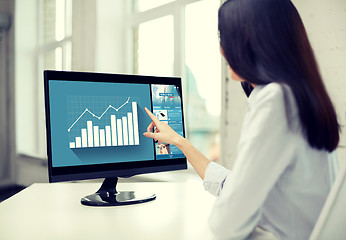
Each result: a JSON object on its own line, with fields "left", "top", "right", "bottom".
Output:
{"left": 68, "top": 97, "right": 140, "bottom": 149}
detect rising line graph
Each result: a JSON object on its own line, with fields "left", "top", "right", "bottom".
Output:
{"left": 67, "top": 97, "right": 131, "bottom": 132}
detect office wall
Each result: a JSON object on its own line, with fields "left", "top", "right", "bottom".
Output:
{"left": 94, "top": 0, "right": 128, "bottom": 74}
{"left": 221, "top": 0, "right": 346, "bottom": 169}
{"left": 71, "top": 0, "right": 96, "bottom": 72}
{"left": 296, "top": 0, "right": 346, "bottom": 162}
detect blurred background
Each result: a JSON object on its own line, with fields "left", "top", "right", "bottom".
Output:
{"left": 0, "top": 0, "right": 346, "bottom": 196}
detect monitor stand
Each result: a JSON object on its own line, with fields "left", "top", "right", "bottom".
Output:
{"left": 81, "top": 177, "right": 156, "bottom": 206}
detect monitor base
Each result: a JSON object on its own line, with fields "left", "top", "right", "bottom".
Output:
{"left": 81, "top": 177, "right": 156, "bottom": 206}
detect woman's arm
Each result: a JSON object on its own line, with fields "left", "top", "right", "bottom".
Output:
{"left": 208, "top": 83, "right": 297, "bottom": 239}
{"left": 143, "top": 107, "right": 211, "bottom": 179}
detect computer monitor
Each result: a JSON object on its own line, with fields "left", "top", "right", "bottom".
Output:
{"left": 44, "top": 70, "right": 187, "bottom": 206}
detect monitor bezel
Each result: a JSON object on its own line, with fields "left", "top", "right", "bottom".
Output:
{"left": 44, "top": 70, "right": 187, "bottom": 183}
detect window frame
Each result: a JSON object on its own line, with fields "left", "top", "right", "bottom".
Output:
{"left": 36, "top": 0, "right": 73, "bottom": 158}
{"left": 15, "top": 0, "right": 73, "bottom": 159}
{"left": 130, "top": 0, "right": 225, "bottom": 165}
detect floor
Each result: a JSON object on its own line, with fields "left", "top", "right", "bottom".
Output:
{"left": 0, "top": 185, "right": 26, "bottom": 203}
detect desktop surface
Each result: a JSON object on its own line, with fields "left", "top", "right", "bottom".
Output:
{"left": 0, "top": 181, "right": 276, "bottom": 240}
{"left": 0, "top": 182, "right": 214, "bottom": 240}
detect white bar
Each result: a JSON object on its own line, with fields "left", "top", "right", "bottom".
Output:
{"left": 105, "top": 126, "right": 112, "bottom": 146}
{"left": 122, "top": 117, "right": 129, "bottom": 146}
{"left": 75, "top": 137, "right": 81, "bottom": 148}
{"left": 93, "top": 126, "right": 100, "bottom": 147}
{"left": 127, "top": 113, "right": 134, "bottom": 145}
{"left": 81, "top": 129, "right": 88, "bottom": 148}
{"left": 69, "top": 142, "right": 76, "bottom": 149}
{"left": 111, "top": 115, "right": 117, "bottom": 146}
{"left": 100, "top": 129, "right": 106, "bottom": 147}
{"left": 132, "top": 102, "right": 140, "bottom": 145}
{"left": 117, "top": 119, "right": 123, "bottom": 146}
{"left": 87, "top": 121, "right": 94, "bottom": 147}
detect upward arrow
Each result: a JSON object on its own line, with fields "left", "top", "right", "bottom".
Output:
{"left": 67, "top": 97, "right": 131, "bottom": 132}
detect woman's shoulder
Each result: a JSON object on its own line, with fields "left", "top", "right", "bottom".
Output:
{"left": 256, "top": 82, "right": 286, "bottom": 101}
{"left": 251, "top": 82, "right": 298, "bottom": 117}
{"left": 248, "top": 83, "right": 283, "bottom": 108}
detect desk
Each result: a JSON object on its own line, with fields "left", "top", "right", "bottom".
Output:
{"left": 0, "top": 182, "right": 276, "bottom": 240}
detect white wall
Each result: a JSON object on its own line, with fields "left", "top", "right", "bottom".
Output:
{"left": 294, "top": 0, "right": 346, "bottom": 162}
{"left": 94, "top": 0, "right": 128, "bottom": 74}
{"left": 71, "top": 0, "right": 129, "bottom": 74}
{"left": 221, "top": 0, "right": 346, "bottom": 169}
{"left": 15, "top": 0, "right": 40, "bottom": 156}
{"left": 71, "top": 0, "right": 96, "bottom": 72}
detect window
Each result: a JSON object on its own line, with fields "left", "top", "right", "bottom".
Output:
{"left": 15, "top": 0, "right": 72, "bottom": 158}
{"left": 134, "top": 0, "right": 175, "bottom": 12}
{"left": 136, "top": 15, "right": 174, "bottom": 76}
{"left": 16, "top": 0, "right": 221, "bottom": 162}
{"left": 39, "top": 0, "right": 72, "bottom": 73}
{"left": 36, "top": 0, "right": 72, "bottom": 157}
{"left": 185, "top": 0, "right": 221, "bottom": 162}
{"left": 131, "top": 0, "right": 221, "bottom": 162}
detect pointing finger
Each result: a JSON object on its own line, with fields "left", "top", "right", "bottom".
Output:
{"left": 144, "top": 107, "right": 161, "bottom": 126}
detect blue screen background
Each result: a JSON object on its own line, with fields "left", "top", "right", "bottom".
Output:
{"left": 49, "top": 81, "right": 154, "bottom": 167}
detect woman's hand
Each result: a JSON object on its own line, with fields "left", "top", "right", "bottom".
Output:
{"left": 143, "top": 107, "right": 183, "bottom": 146}
{"left": 143, "top": 107, "right": 211, "bottom": 180}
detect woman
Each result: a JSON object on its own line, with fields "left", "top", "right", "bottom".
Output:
{"left": 144, "top": 0, "right": 340, "bottom": 239}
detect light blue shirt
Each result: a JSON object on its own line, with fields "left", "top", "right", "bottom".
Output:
{"left": 204, "top": 83, "right": 332, "bottom": 240}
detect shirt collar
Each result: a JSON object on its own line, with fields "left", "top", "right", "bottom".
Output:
{"left": 247, "top": 84, "right": 265, "bottom": 106}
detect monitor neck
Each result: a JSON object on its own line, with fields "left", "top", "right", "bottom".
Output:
{"left": 96, "top": 177, "right": 118, "bottom": 196}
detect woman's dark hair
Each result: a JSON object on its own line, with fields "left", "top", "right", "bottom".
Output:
{"left": 218, "top": 0, "right": 339, "bottom": 152}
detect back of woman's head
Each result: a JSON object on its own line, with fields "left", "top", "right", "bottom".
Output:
{"left": 218, "top": 0, "right": 339, "bottom": 152}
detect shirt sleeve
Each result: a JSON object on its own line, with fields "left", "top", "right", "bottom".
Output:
{"left": 203, "top": 161, "right": 231, "bottom": 196}
{"left": 208, "top": 84, "right": 298, "bottom": 239}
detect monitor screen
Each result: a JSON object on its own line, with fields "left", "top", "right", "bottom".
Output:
{"left": 44, "top": 70, "right": 187, "bottom": 184}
